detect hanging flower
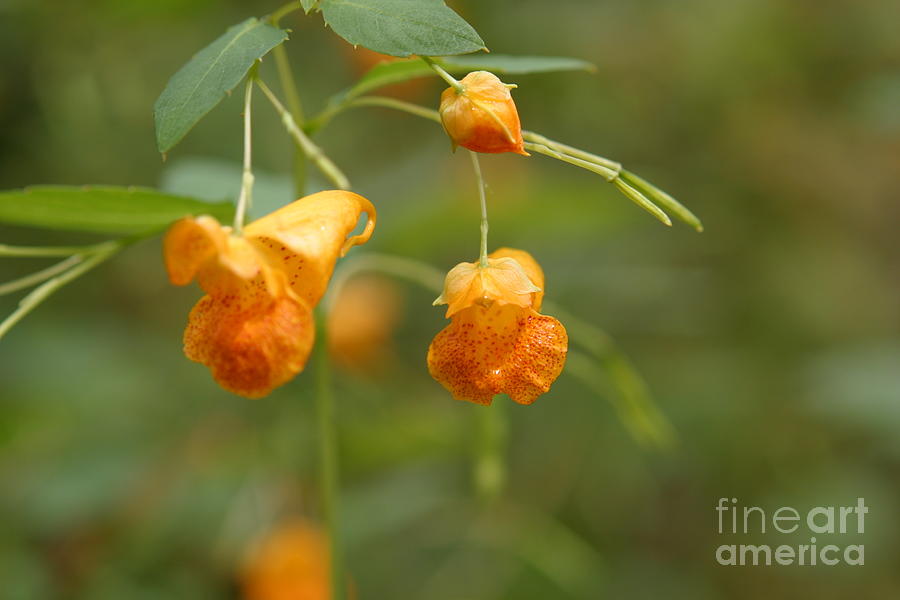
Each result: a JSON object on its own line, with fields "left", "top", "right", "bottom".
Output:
{"left": 164, "top": 190, "right": 376, "bottom": 398}
{"left": 428, "top": 248, "right": 567, "bottom": 405}
{"left": 242, "top": 520, "right": 330, "bottom": 600}
{"left": 439, "top": 71, "right": 529, "bottom": 156}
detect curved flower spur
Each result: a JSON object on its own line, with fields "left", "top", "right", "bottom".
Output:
{"left": 164, "top": 190, "right": 376, "bottom": 398}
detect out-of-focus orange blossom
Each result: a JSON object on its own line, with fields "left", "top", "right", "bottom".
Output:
{"left": 241, "top": 520, "right": 330, "bottom": 600}
{"left": 327, "top": 275, "right": 403, "bottom": 373}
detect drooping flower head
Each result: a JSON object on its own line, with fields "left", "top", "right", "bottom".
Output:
{"left": 428, "top": 248, "right": 567, "bottom": 405}
{"left": 164, "top": 191, "right": 376, "bottom": 398}
{"left": 439, "top": 71, "right": 529, "bottom": 156}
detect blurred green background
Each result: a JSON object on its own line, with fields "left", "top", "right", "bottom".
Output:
{"left": 2, "top": 0, "right": 899, "bottom": 598}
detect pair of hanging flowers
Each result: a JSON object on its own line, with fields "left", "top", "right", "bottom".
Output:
{"left": 165, "top": 68, "right": 568, "bottom": 404}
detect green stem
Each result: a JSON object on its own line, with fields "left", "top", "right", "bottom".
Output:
{"left": 0, "top": 240, "right": 122, "bottom": 341}
{"left": 523, "top": 142, "right": 619, "bottom": 182}
{"left": 256, "top": 78, "right": 350, "bottom": 191}
{"left": 469, "top": 151, "right": 489, "bottom": 267}
{"left": 234, "top": 73, "right": 256, "bottom": 234}
{"left": 0, "top": 255, "right": 84, "bottom": 296}
{"left": 271, "top": 43, "right": 308, "bottom": 197}
{"left": 269, "top": 0, "right": 302, "bottom": 24}
{"left": 522, "top": 131, "right": 621, "bottom": 173}
{"left": 0, "top": 243, "right": 110, "bottom": 257}
{"left": 420, "top": 56, "right": 464, "bottom": 92}
{"left": 349, "top": 96, "right": 441, "bottom": 124}
{"left": 325, "top": 253, "right": 443, "bottom": 313}
{"left": 314, "top": 313, "right": 343, "bottom": 600}
{"left": 474, "top": 401, "right": 507, "bottom": 503}
{"left": 524, "top": 142, "right": 672, "bottom": 226}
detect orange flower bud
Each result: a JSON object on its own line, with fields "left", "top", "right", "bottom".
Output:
{"left": 164, "top": 191, "right": 376, "bottom": 398}
{"left": 428, "top": 248, "right": 567, "bottom": 405}
{"left": 439, "top": 71, "right": 529, "bottom": 156}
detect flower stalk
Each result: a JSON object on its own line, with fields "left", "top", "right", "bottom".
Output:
{"left": 469, "top": 151, "right": 490, "bottom": 267}
{"left": 314, "top": 312, "right": 344, "bottom": 600}
{"left": 421, "top": 56, "right": 464, "bottom": 93}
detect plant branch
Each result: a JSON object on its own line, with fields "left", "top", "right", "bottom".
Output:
{"left": 234, "top": 73, "right": 256, "bottom": 233}
{"left": 256, "top": 78, "right": 350, "bottom": 190}
{"left": 269, "top": 1, "right": 302, "bottom": 24}
{"left": 0, "top": 255, "right": 84, "bottom": 296}
{"left": 0, "top": 240, "right": 123, "bottom": 341}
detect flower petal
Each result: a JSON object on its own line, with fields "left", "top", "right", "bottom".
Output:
{"left": 435, "top": 255, "right": 542, "bottom": 317}
{"left": 183, "top": 287, "right": 315, "bottom": 399}
{"left": 427, "top": 304, "right": 568, "bottom": 405}
{"left": 163, "top": 216, "right": 262, "bottom": 294}
{"left": 244, "top": 191, "right": 376, "bottom": 308}
{"left": 489, "top": 247, "right": 545, "bottom": 310}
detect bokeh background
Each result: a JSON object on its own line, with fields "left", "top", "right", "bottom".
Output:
{"left": 2, "top": 0, "right": 899, "bottom": 598}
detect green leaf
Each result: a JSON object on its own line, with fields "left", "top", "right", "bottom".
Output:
{"left": 154, "top": 18, "right": 289, "bottom": 153}
{"left": 0, "top": 186, "right": 234, "bottom": 235}
{"left": 442, "top": 54, "right": 595, "bottom": 74}
{"left": 320, "top": 0, "right": 485, "bottom": 57}
{"left": 329, "top": 54, "right": 595, "bottom": 106}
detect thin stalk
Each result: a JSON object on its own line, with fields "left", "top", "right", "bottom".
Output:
{"left": 234, "top": 74, "right": 256, "bottom": 234}
{"left": 307, "top": 96, "right": 440, "bottom": 135}
{"left": 0, "top": 241, "right": 121, "bottom": 341}
{"left": 269, "top": 1, "right": 302, "bottom": 24}
{"left": 256, "top": 78, "right": 350, "bottom": 191}
{"left": 0, "top": 243, "right": 108, "bottom": 257}
{"left": 474, "top": 401, "right": 507, "bottom": 503}
{"left": 325, "top": 253, "right": 443, "bottom": 313}
{"left": 469, "top": 151, "right": 489, "bottom": 266}
{"left": 522, "top": 131, "right": 622, "bottom": 173}
{"left": 314, "top": 313, "right": 343, "bottom": 600}
{"left": 0, "top": 255, "right": 84, "bottom": 296}
{"left": 524, "top": 142, "right": 672, "bottom": 226}
{"left": 349, "top": 96, "right": 442, "bottom": 124}
{"left": 523, "top": 142, "right": 619, "bottom": 181}
{"left": 421, "top": 56, "right": 464, "bottom": 92}
{"left": 271, "top": 43, "right": 308, "bottom": 197}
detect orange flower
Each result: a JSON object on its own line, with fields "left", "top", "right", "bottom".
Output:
{"left": 164, "top": 191, "right": 376, "bottom": 398}
{"left": 439, "top": 71, "right": 529, "bottom": 156}
{"left": 242, "top": 520, "right": 329, "bottom": 600}
{"left": 327, "top": 275, "right": 402, "bottom": 372}
{"left": 427, "top": 248, "right": 567, "bottom": 405}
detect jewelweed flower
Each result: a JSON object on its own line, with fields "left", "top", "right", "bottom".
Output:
{"left": 164, "top": 191, "right": 376, "bottom": 398}
{"left": 439, "top": 71, "right": 529, "bottom": 156}
{"left": 242, "top": 520, "right": 329, "bottom": 600}
{"left": 428, "top": 248, "right": 567, "bottom": 405}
